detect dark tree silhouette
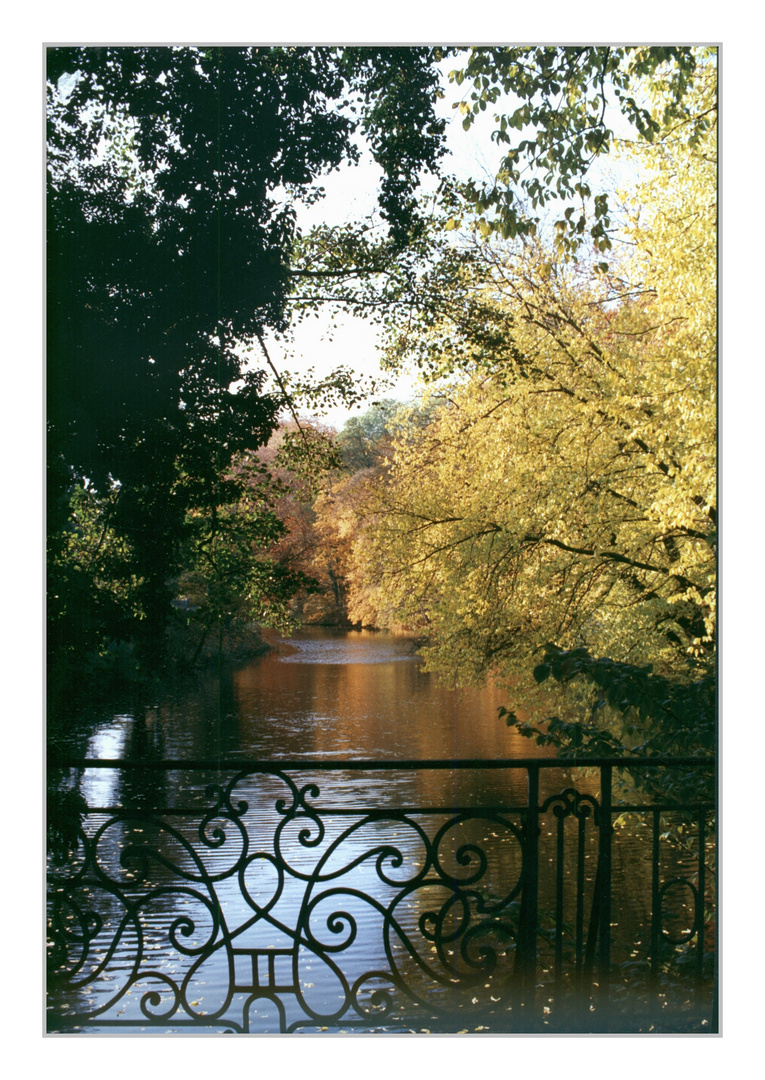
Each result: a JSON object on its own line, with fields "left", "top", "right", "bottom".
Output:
{"left": 47, "top": 46, "right": 447, "bottom": 677}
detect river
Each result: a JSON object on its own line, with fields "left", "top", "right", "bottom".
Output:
{"left": 60, "top": 627, "right": 572, "bottom": 809}
{"left": 47, "top": 628, "right": 712, "bottom": 1033}
{"left": 68, "top": 627, "right": 536, "bottom": 758}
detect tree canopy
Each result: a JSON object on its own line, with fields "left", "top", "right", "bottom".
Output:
{"left": 47, "top": 46, "right": 447, "bottom": 679}
{"left": 446, "top": 46, "right": 715, "bottom": 254}
{"left": 343, "top": 59, "right": 716, "bottom": 742}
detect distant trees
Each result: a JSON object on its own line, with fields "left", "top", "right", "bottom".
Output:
{"left": 258, "top": 403, "right": 412, "bottom": 628}
{"left": 334, "top": 399, "right": 401, "bottom": 471}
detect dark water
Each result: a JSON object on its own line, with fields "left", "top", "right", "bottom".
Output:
{"left": 48, "top": 629, "right": 711, "bottom": 1033}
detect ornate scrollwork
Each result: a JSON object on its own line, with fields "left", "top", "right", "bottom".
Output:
{"left": 48, "top": 780, "right": 525, "bottom": 1031}
{"left": 48, "top": 763, "right": 715, "bottom": 1033}
{"left": 541, "top": 787, "right": 600, "bottom": 821}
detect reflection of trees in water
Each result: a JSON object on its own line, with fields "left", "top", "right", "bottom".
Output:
{"left": 56, "top": 630, "right": 556, "bottom": 768}
{"left": 118, "top": 706, "right": 167, "bottom": 810}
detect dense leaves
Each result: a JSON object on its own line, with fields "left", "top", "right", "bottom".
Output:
{"left": 500, "top": 644, "right": 714, "bottom": 800}
{"left": 336, "top": 58, "right": 716, "bottom": 774}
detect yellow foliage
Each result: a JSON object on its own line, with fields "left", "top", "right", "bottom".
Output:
{"left": 348, "top": 84, "right": 716, "bottom": 686}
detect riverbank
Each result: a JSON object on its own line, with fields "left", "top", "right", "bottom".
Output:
{"left": 47, "top": 616, "right": 271, "bottom": 728}
{"left": 165, "top": 616, "right": 271, "bottom": 667}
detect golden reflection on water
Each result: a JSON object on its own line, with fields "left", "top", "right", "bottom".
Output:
{"left": 229, "top": 628, "right": 559, "bottom": 805}
{"left": 232, "top": 630, "right": 536, "bottom": 754}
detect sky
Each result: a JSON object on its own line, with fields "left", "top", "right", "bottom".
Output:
{"left": 260, "top": 52, "right": 647, "bottom": 433}
{"left": 256, "top": 56, "right": 513, "bottom": 432}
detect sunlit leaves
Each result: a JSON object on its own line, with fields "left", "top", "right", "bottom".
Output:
{"left": 343, "top": 73, "right": 716, "bottom": 696}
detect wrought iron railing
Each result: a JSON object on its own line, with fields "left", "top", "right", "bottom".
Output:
{"left": 46, "top": 757, "right": 716, "bottom": 1034}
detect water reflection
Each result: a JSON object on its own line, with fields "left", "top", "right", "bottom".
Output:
{"left": 64, "top": 628, "right": 557, "bottom": 806}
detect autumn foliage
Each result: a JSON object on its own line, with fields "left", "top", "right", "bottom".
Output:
{"left": 333, "top": 61, "right": 716, "bottom": 756}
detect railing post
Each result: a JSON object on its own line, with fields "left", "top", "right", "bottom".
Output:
{"left": 554, "top": 808, "right": 565, "bottom": 985}
{"left": 696, "top": 808, "right": 706, "bottom": 1006}
{"left": 650, "top": 808, "right": 661, "bottom": 992}
{"left": 597, "top": 763, "right": 613, "bottom": 1009}
{"left": 517, "top": 763, "right": 540, "bottom": 1011}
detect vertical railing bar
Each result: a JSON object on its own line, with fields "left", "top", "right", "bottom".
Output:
{"left": 696, "top": 808, "right": 706, "bottom": 1003}
{"left": 650, "top": 808, "right": 661, "bottom": 992}
{"left": 518, "top": 764, "right": 540, "bottom": 1012}
{"left": 575, "top": 809, "right": 586, "bottom": 988}
{"left": 555, "top": 810, "right": 565, "bottom": 985}
{"left": 597, "top": 763, "right": 612, "bottom": 1009}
